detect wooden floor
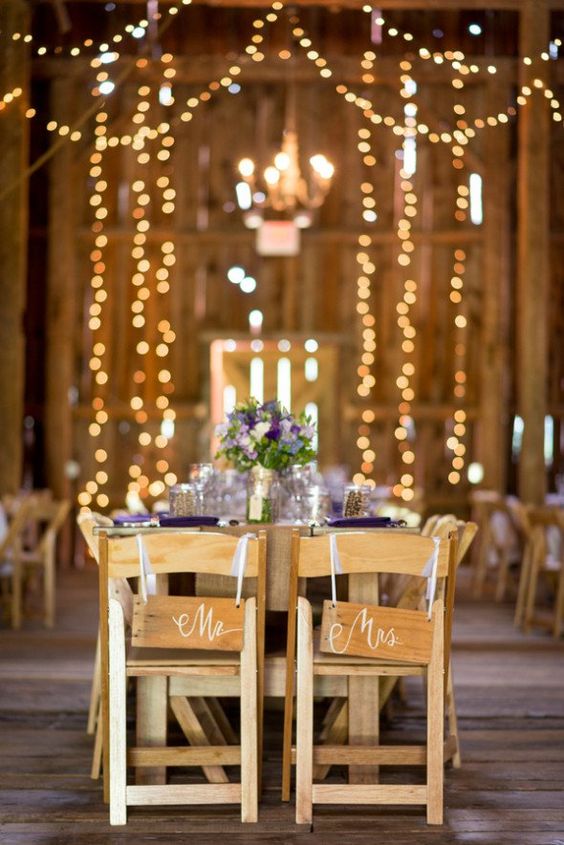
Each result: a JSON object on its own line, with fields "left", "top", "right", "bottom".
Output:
{"left": 1, "top": 565, "right": 563, "bottom": 845}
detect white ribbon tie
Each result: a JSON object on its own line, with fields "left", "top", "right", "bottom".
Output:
{"left": 136, "top": 534, "right": 156, "bottom": 604}
{"left": 329, "top": 533, "right": 343, "bottom": 607}
{"left": 231, "top": 533, "right": 255, "bottom": 606}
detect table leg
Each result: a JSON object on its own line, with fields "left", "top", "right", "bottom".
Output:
{"left": 136, "top": 676, "right": 167, "bottom": 785}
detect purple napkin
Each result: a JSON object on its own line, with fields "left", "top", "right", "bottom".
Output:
{"left": 327, "top": 516, "right": 394, "bottom": 528}
{"left": 158, "top": 515, "right": 220, "bottom": 528}
{"left": 113, "top": 514, "right": 156, "bottom": 525}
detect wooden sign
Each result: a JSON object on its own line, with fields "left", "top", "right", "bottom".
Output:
{"left": 319, "top": 600, "right": 433, "bottom": 664}
{"left": 132, "top": 595, "right": 245, "bottom": 652}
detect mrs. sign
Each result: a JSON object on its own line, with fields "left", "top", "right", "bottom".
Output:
{"left": 320, "top": 600, "right": 433, "bottom": 664}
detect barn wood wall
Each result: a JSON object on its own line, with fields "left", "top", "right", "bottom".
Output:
{"left": 29, "top": 14, "right": 563, "bottom": 510}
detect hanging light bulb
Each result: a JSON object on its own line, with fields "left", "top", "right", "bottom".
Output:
{"left": 235, "top": 85, "right": 334, "bottom": 229}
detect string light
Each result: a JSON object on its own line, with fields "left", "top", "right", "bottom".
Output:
{"left": 445, "top": 59, "right": 470, "bottom": 486}
{"left": 353, "top": 122, "right": 379, "bottom": 488}
{"left": 23, "top": 6, "right": 564, "bottom": 507}
{"left": 78, "top": 110, "right": 110, "bottom": 508}
{"left": 2, "top": 2, "right": 192, "bottom": 59}
{"left": 392, "top": 63, "right": 418, "bottom": 503}
{"left": 78, "top": 3, "right": 284, "bottom": 508}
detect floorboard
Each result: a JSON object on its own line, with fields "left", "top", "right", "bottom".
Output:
{"left": 0, "top": 565, "right": 563, "bottom": 844}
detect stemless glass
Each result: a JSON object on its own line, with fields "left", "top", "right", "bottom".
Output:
{"left": 169, "top": 483, "right": 204, "bottom": 516}
{"left": 188, "top": 463, "right": 217, "bottom": 514}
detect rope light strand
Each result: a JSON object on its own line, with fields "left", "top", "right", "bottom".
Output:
{"left": 77, "top": 109, "right": 110, "bottom": 509}
{"left": 445, "top": 58, "right": 471, "bottom": 487}
{"left": 3, "top": 0, "right": 192, "bottom": 59}
{"left": 392, "top": 63, "right": 418, "bottom": 503}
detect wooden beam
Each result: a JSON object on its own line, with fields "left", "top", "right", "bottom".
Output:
{"left": 516, "top": 1, "right": 549, "bottom": 505}
{"left": 75, "top": 226, "right": 484, "bottom": 246}
{"left": 34, "top": 0, "right": 559, "bottom": 7}
{"left": 45, "top": 76, "right": 77, "bottom": 502}
{"left": 0, "top": 0, "right": 30, "bottom": 496}
{"left": 31, "top": 55, "right": 517, "bottom": 86}
{"left": 476, "top": 76, "right": 511, "bottom": 493}
{"left": 344, "top": 403, "right": 480, "bottom": 422}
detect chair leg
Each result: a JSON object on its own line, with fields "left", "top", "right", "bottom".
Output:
{"left": 91, "top": 703, "right": 103, "bottom": 780}
{"left": 553, "top": 567, "right": 564, "bottom": 639}
{"left": 514, "top": 543, "right": 532, "bottom": 627}
{"left": 295, "top": 598, "right": 313, "bottom": 826}
{"left": 445, "top": 665, "right": 461, "bottom": 769}
{"left": 87, "top": 630, "right": 102, "bottom": 735}
{"left": 240, "top": 598, "right": 258, "bottom": 823}
{"left": 523, "top": 547, "right": 541, "bottom": 635}
{"left": 427, "top": 601, "right": 444, "bottom": 825}
{"left": 108, "top": 599, "right": 127, "bottom": 825}
{"left": 472, "top": 525, "right": 490, "bottom": 598}
{"left": 44, "top": 543, "right": 56, "bottom": 628}
{"left": 11, "top": 561, "right": 22, "bottom": 629}
{"left": 495, "top": 549, "right": 509, "bottom": 603}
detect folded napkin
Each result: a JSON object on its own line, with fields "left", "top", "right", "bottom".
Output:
{"left": 158, "top": 515, "right": 220, "bottom": 528}
{"left": 113, "top": 514, "right": 156, "bottom": 525}
{"left": 326, "top": 516, "right": 394, "bottom": 528}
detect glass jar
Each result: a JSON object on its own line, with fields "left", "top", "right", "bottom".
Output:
{"left": 342, "top": 484, "right": 370, "bottom": 518}
{"left": 169, "top": 483, "right": 203, "bottom": 516}
{"left": 246, "top": 466, "right": 279, "bottom": 524}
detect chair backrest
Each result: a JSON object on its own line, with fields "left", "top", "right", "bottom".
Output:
{"left": 525, "top": 506, "right": 564, "bottom": 563}
{"left": 100, "top": 530, "right": 267, "bottom": 653}
{"left": 0, "top": 497, "right": 38, "bottom": 558}
{"left": 290, "top": 531, "right": 451, "bottom": 665}
{"left": 295, "top": 531, "right": 451, "bottom": 580}
{"left": 77, "top": 511, "right": 113, "bottom": 562}
{"left": 103, "top": 530, "right": 265, "bottom": 580}
{"left": 29, "top": 499, "right": 71, "bottom": 555}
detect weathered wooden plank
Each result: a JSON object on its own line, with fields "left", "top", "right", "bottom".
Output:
{"left": 0, "top": 0, "right": 30, "bottom": 496}
{"left": 516, "top": 1, "right": 550, "bottom": 505}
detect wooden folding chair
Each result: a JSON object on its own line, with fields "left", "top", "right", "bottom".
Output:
{"left": 516, "top": 507, "right": 564, "bottom": 638}
{"left": 283, "top": 530, "right": 453, "bottom": 826}
{"left": 15, "top": 497, "right": 71, "bottom": 627}
{"left": 99, "top": 529, "right": 266, "bottom": 825}
{"left": 0, "top": 497, "right": 38, "bottom": 628}
{"left": 77, "top": 511, "right": 113, "bottom": 780}
{"left": 470, "top": 492, "right": 524, "bottom": 601}
{"left": 303, "top": 517, "right": 477, "bottom": 782}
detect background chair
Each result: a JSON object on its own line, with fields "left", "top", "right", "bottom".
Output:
{"left": 0, "top": 493, "right": 69, "bottom": 628}
{"left": 77, "top": 511, "right": 113, "bottom": 779}
{"left": 470, "top": 491, "right": 525, "bottom": 601}
{"left": 0, "top": 497, "right": 37, "bottom": 628}
{"left": 100, "top": 529, "right": 266, "bottom": 824}
{"left": 515, "top": 507, "right": 563, "bottom": 638}
{"left": 283, "top": 530, "right": 453, "bottom": 825}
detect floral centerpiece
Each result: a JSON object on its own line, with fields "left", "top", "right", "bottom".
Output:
{"left": 215, "top": 398, "right": 317, "bottom": 523}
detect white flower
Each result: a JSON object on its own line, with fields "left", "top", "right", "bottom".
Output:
{"left": 251, "top": 421, "right": 270, "bottom": 440}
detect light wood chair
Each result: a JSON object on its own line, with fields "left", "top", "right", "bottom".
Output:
{"left": 0, "top": 494, "right": 69, "bottom": 628}
{"left": 283, "top": 530, "right": 453, "bottom": 826}
{"left": 100, "top": 529, "right": 266, "bottom": 825}
{"left": 16, "top": 497, "right": 70, "bottom": 627}
{"left": 0, "top": 497, "right": 38, "bottom": 628}
{"left": 515, "top": 507, "right": 564, "bottom": 638}
{"left": 77, "top": 511, "right": 113, "bottom": 780}
{"left": 305, "top": 518, "right": 477, "bottom": 781}
{"left": 470, "top": 492, "right": 525, "bottom": 601}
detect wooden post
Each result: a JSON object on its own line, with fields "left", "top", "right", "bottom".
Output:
{"left": 516, "top": 1, "right": 549, "bottom": 505}
{"left": 45, "top": 77, "right": 77, "bottom": 503}
{"left": 477, "top": 79, "right": 511, "bottom": 493}
{"left": 0, "top": 0, "right": 30, "bottom": 495}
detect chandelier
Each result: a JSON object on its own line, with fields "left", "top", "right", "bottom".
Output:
{"left": 235, "top": 88, "right": 334, "bottom": 230}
